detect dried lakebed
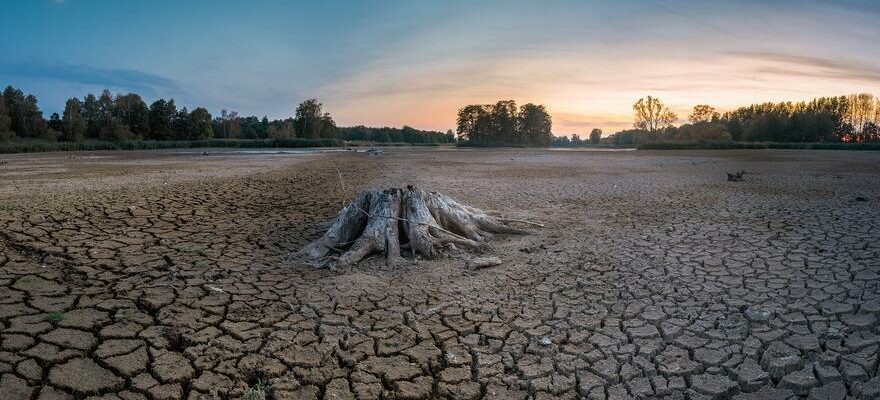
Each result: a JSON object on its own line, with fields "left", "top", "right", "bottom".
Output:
{"left": 0, "top": 148, "right": 878, "bottom": 400}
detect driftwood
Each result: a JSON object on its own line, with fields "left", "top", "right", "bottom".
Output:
{"left": 727, "top": 170, "right": 745, "bottom": 182}
{"left": 466, "top": 256, "right": 502, "bottom": 270}
{"left": 297, "top": 185, "right": 532, "bottom": 268}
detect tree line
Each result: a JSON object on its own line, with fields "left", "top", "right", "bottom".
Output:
{"left": 340, "top": 126, "right": 454, "bottom": 144}
{"left": 0, "top": 85, "right": 450, "bottom": 144}
{"left": 552, "top": 129, "right": 602, "bottom": 147}
{"left": 456, "top": 100, "right": 552, "bottom": 146}
{"left": 607, "top": 94, "right": 880, "bottom": 145}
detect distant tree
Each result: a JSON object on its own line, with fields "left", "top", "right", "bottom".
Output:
{"left": 81, "top": 93, "right": 101, "bottom": 139}
{"left": 457, "top": 101, "right": 553, "bottom": 146}
{"left": 319, "top": 113, "right": 337, "bottom": 138}
{"left": 0, "top": 97, "right": 11, "bottom": 140}
{"left": 456, "top": 104, "right": 492, "bottom": 144}
{"left": 2, "top": 86, "right": 23, "bottom": 136}
{"left": 376, "top": 130, "right": 392, "bottom": 142}
{"left": 48, "top": 112, "right": 63, "bottom": 132}
{"left": 115, "top": 93, "right": 150, "bottom": 138}
{"left": 295, "top": 99, "right": 327, "bottom": 139}
{"left": 445, "top": 129, "right": 455, "bottom": 142}
{"left": 188, "top": 107, "right": 213, "bottom": 140}
{"left": 148, "top": 99, "right": 176, "bottom": 140}
{"left": 552, "top": 135, "right": 571, "bottom": 147}
{"left": 608, "top": 129, "right": 652, "bottom": 145}
{"left": 237, "top": 115, "right": 266, "bottom": 139}
{"left": 633, "top": 96, "right": 677, "bottom": 133}
{"left": 267, "top": 119, "right": 295, "bottom": 139}
{"left": 589, "top": 128, "right": 602, "bottom": 144}
{"left": 171, "top": 107, "right": 190, "bottom": 140}
{"left": 518, "top": 103, "right": 552, "bottom": 146}
{"left": 492, "top": 100, "right": 518, "bottom": 143}
{"left": 672, "top": 122, "right": 731, "bottom": 142}
{"left": 3, "top": 86, "right": 48, "bottom": 139}
{"left": 61, "top": 98, "right": 86, "bottom": 142}
{"left": 688, "top": 105, "right": 719, "bottom": 123}
{"left": 845, "top": 93, "right": 876, "bottom": 142}
{"left": 218, "top": 109, "right": 241, "bottom": 139}
{"left": 97, "top": 90, "right": 116, "bottom": 140}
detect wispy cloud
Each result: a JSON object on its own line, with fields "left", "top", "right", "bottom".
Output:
{"left": 0, "top": 60, "right": 181, "bottom": 95}
{"left": 730, "top": 51, "right": 880, "bottom": 84}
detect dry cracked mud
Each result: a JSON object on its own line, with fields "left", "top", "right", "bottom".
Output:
{"left": 0, "top": 148, "right": 878, "bottom": 400}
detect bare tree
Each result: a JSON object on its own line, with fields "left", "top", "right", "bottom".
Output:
{"left": 688, "top": 104, "right": 720, "bottom": 123}
{"left": 633, "top": 96, "right": 677, "bottom": 133}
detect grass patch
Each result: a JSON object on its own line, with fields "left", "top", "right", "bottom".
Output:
{"left": 637, "top": 141, "right": 880, "bottom": 151}
{"left": 245, "top": 378, "right": 270, "bottom": 400}
{"left": 46, "top": 311, "right": 64, "bottom": 323}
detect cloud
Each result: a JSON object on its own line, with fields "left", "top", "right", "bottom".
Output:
{"left": 0, "top": 60, "right": 181, "bottom": 95}
{"left": 729, "top": 51, "right": 880, "bottom": 84}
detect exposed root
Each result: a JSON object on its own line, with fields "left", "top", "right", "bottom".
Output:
{"left": 295, "top": 185, "right": 536, "bottom": 268}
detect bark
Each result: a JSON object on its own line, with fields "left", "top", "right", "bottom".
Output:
{"left": 297, "top": 186, "right": 531, "bottom": 268}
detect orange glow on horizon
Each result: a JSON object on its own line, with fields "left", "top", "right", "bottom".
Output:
{"left": 325, "top": 52, "right": 880, "bottom": 136}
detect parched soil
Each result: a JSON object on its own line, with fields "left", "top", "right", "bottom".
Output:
{"left": 0, "top": 148, "right": 878, "bottom": 400}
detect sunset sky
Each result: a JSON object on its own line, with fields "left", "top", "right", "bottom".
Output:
{"left": 2, "top": 0, "right": 880, "bottom": 135}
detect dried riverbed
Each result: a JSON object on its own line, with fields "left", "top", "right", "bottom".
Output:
{"left": 0, "top": 148, "right": 878, "bottom": 399}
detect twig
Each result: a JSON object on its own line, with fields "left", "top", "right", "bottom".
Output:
{"left": 494, "top": 217, "right": 546, "bottom": 228}
{"left": 335, "top": 168, "right": 350, "bottom": 207}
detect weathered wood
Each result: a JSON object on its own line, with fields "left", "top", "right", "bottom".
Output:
{"left": 298, "top": 186, "right": 534, "bottom": 268}
{"left": 338, "top": 188, "right": 402, "bottom": 266}
{"left": 298, "top": 190, "right": 371, "bottom": 263}
{"left": 727, "top": 170, "right": 745, "bottom": 182}
{"left": 466, "top": 256, "right": 502, "bottom": 270}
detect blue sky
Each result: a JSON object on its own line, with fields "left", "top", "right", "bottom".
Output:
{"left": 2, "top": 0, "right": 880, "bottom": 133}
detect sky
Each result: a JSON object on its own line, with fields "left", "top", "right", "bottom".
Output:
{"left": 2, "top": 0, "right": 880, "bottom": 135}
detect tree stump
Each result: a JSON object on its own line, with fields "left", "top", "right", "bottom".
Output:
{"left": 296, "top": 185, "right": 531, "bottom": 268}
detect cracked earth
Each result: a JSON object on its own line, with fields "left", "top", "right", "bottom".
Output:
{"left": 0, "top": 148, "right": 878, "bottom": 400}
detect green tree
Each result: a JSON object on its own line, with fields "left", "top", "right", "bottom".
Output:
{"left": 456, "top": 104, "right": 492, "bottom": 144}
{"left": 445, "top": 129, "right": 455, "bottom": 143}
{"left": 492, "top": 100, "right": 518, "bottom": 143}
{"left": 518, "top": 103, "right": 552, "bottom": 146}
{"left": 62, "top": 98, "right": 86, "bottom": 142}
{"left": 148, "top": 99, "right": 176, "bottom": 140}
{"left": 0, "top": 97, "right": 11, "bottom": 140}
{"left": 267, "top": 120, "right": 295, "bottom": 139}
{"left": 589, "top": 128, "right": 602, "bottom": 144}
{"left": 673, "top": 122, "right": 731, "bottom": 142}
{"left": 294, "top": 98, "right": 326, "bottom": 139}
{"left": 115, "top": 93, "right": 150, "bottom": 138}
{"left": 188, "top": 107, "right": 213, "bottom": 140}
{"left": 171, "top": 107, "right": 190, "bottom": 140}
{"left": 3, "top": 86, "right": 48, "bottom": 139}
{"left": 97, "top": 90, "right": 116, "bottom": 141}
{"left": 48, "top": 112, "right": 63, "bottom": 132}
{"left": 320, "top": 113, "right": 337, "bottom": 138}
{"left": 81, "top": 93, "right": 101, "bottom": 139}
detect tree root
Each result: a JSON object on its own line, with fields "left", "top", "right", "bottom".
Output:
{"left": 295, "top": 185, "right": 534, "bottom": 268}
